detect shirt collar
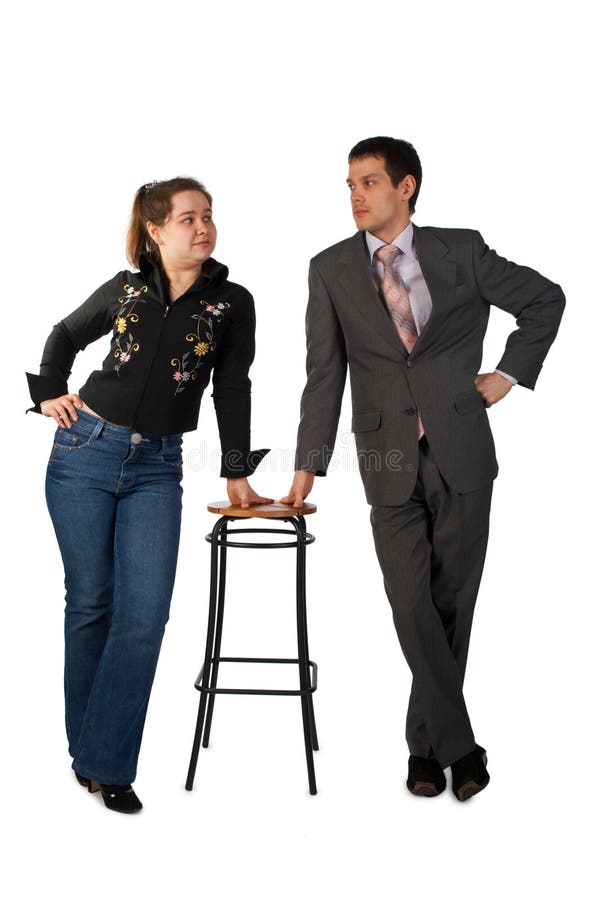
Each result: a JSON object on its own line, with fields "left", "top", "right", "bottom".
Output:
{"left": 365, "top": 221, "right": 415, "bottom": 263}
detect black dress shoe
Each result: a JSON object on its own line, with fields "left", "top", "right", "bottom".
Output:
{"left": 75, "top": 771, "right": 142, "bottom": 813}
{"left": 407, "top": 754, "right": 446, "bottom": 797}
{"left": 451, "top": 744, "right": 490, "bottom": 801}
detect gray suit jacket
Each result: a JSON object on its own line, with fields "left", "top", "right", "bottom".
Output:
{"left": 295, "top": 225, "right": 565, "bottom": 506}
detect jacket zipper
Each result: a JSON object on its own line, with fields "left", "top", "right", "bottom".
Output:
{"left": 130, "top": 286, "right": 205, "bottom": 428}
{"left": 130, "top": 273, "right": 172, "bottom": 427}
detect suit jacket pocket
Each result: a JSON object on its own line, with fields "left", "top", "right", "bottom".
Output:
{"left": 351, "top": 409, "right": 382, "bottom": 433}
{"left": 454, "top": 392, "right": 485, "bottom": 415}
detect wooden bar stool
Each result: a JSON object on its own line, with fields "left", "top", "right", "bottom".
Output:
{"left": 185, "top": 501, "right": 319, "bottom": 795}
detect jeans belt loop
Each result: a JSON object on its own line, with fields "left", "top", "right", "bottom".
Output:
{"left": 91, "top": 418, "right": 106, "bottom": 440}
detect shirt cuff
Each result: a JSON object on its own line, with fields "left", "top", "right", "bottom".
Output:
{"left": 26, "top": 372, "right": 69, "bottom": 413}
{"left": 494, "top": 369, "right": 518, "bottom": 386}
{"left": 220, "top": 448, "right": 270, "bottom": 479}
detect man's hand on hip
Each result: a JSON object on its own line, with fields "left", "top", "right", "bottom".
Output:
{"left": 474, "top": 372, "right": 513, "bottom": 407}
{"left": 280, "top": 470, "right": 316, "bottom": 509}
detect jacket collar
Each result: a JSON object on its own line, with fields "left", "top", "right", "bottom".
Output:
{"left": 138, "top": 253, "right": 229, "bottom": 289}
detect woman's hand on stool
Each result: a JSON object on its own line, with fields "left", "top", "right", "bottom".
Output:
{"left": 226, "top": 478, "right": 273, "bottom": 509}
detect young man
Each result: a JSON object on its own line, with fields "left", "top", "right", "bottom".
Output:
{"left": 281, "top": 137, "right": 565, "bottom": 801}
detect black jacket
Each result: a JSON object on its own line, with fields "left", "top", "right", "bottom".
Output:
{"left": 26, "top": 254, "right": 268, "bottom": 477}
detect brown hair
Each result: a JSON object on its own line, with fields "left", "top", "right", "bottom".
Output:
{"left": 126, "top": 176, "right": 213, "bottom": 269}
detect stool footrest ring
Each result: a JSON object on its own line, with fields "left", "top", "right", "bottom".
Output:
{"left": 205, "top": 526, "right": 315, "bottom": 549}
{"left": 195, "top": 657, "right": 318, "bottom": 696}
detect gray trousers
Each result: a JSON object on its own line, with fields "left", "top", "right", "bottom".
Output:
{"left": 370, "top": 436, "right": 493, "bottom": 769}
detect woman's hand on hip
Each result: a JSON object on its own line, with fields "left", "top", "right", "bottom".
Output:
{"left": 40, "top": 394, "right": 84, "bottom": 428}
{"left": 226, "top": 478, "right": 274, "bottom": 510}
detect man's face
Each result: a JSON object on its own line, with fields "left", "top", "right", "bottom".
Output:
{"left": 347, "top": 155, "right": 409, "bottom": 238}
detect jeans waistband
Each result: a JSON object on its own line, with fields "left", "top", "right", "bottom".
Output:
{"left": 66, "top": 409, "right": 183, "bottom": 451}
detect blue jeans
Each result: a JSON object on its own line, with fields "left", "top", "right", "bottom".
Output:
{"left": 45, "top": 409, "right": 183, "bottom": 784}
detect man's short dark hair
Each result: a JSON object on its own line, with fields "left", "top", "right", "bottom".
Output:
{"left": 348, "top": 137, "right": 422, "bottom": 214}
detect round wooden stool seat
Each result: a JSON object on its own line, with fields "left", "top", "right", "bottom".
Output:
{"left": 207, "top": 501, "right": 317, "bottom": 518}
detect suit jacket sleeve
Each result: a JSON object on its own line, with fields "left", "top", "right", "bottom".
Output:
{"left": 295, "top": 259, "right": 348, "bottom": 475}
{"left": 472, "top": 230, "right": 565, "bottom": 389}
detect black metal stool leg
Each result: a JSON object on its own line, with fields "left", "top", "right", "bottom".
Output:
{"left": 202, "top": 521, "right": 229, "bottom": 747}
{"left": 297, "top": 517, "right": 319, "bottom": 752}
{"left": 185, "top": 516, "right": 227, "bottom": 791}
{"left": 291, "top": 517, "right": 317, "bottom": 794}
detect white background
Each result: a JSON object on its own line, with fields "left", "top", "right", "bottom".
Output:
{"left": 2, "top": 1, "right": 597, "bottom": 897}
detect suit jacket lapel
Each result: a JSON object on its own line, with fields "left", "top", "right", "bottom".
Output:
{"left": 338, "top": 232, "right": 408, "bottom": 358}
{"left": 410, "top": 225, "right": 457, "bottom": 359}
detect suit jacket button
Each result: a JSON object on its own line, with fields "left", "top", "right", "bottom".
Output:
{"left": 404, "top": 407, "right": 417, "bottom": 416}
{"left": 406, "top": 360, "right": 414, "bottom": 368}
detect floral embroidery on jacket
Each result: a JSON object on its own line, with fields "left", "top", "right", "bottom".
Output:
{"left": 171, "top": 300, "right": 231, "bottom": 395}
{"left": 114, "top": 284, "right": 148, "bottom": 374}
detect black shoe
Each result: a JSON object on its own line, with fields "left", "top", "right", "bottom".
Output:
{"left": 75, "top": 771, "right": 142, "bottom": 813}
{"left": 98, "top": 784, "right": 143, "bottom": 814}
{"left": 451, "top": 744, "right": 490, "bottom": 801}
{"left": 407, "top": 754, "right": 446, "bottom": 797}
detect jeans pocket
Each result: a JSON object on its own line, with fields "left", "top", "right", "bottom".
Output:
{"left": 49, "top": 426, "right": 97, "bottom": 463}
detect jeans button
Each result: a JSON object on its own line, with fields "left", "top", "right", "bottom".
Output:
{"left": 131, "top": 433, "right": 142, "bottom": 445}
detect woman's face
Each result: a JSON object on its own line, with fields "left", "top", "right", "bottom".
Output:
{"left": 148, "top": 190, "right": 217, "bottom": 268}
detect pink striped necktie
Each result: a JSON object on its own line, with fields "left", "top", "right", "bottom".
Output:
{"left": 375, "top": 243, "right": 425, "bottom": 439}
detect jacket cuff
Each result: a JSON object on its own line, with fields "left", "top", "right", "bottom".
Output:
{"left": 220, "top": 448, "right": 270, "bottom": 479}
{"left": 495, "top": 355, "right": 539, "bottom": 390}
{"left": 294, "top": 448, "right": 330, "bottom": 477}
{"left": 26, "top": 372, "right": 68, "bottom": 414}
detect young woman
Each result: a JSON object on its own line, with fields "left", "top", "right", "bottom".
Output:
{"left": 26, "top": 177, "right": 270, "bottom": 813}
